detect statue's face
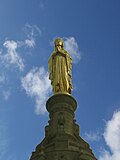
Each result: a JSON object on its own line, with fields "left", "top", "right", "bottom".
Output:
{"left": 55, "top": 38, "right": 64, "bottom": 47}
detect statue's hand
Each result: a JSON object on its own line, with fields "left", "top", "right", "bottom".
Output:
{"left": 54, "top": 47, "right": 66, "bottom": 57}
{"left": 56, "top": 46, "right": 62, "bottom": 52}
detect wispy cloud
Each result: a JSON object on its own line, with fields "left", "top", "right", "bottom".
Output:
{"left": 64, "top": 37, "right": 81, "bottom": 63}
{"left": 84, "top": 131, "right": 101, "bottom": 142}
{"left": 21, "top": 67, "right": 52, "bottom": 114}
{"left": 25, "top": 39, "right": 35, "bottom": 48}
{"left": 0, "top": 40, "right": 24, "bottom": 71}
{"left": 0, "top": 74, "right": 10, "bottom": 100}
{"left": 24, "top": 24, "right": 41, "bottom": 48}
{"left": 24, "top": 24, "right": 42, "bottom": 37}
{"left": 99, "top": 110, "right": 120, "bottom": 160}
{"left": 2, "top": 90, "right": 11, "bottom": 100}
{"left": 0, "top": 24, "right": 42, "bottom": 72}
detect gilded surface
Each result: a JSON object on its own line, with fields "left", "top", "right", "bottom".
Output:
{"left": 48, "top": 38, "right": 72, "bottom": 94}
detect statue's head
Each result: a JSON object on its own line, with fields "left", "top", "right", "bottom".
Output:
{"left": 54, "top": 38, "right": 64, "bottom": 48}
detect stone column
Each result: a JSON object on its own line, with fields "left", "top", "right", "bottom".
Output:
{"left": 46, "top": 93, "right": 77, "bottom": 136}
{"left": 30, "top": 94, "right": 97, "bottom": 160}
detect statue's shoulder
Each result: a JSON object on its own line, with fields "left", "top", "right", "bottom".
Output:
{"left": 64, "top": 50, "right": 72, "bottom": 59}
{"left": 62, "top": 50, "right": 68, "bottom": 55}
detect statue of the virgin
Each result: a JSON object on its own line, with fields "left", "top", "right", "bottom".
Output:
{"left": 48, "top": 38, "right": 72, "bottom": 94}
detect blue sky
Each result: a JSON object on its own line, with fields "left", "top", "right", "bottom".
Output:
{"left": 0, "top": 0, "right": 120, "bottom": 159}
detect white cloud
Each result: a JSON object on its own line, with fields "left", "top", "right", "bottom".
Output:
{"left": 0, "top": 40, "right": 24, "bottom": 71}
{"left": 25, "top": 39, "right": 35, "bottom": 48}
{"left": 0, "top": 24, "right": 41, "bottom": 72}
{"left": 99, "top": 110, "right": 120, "bottom": 160}
{"left": 2, "top": 90, "right": 11, "bottom": 100}
{"left": 21, "top": 67, "right": 52, "bottom": 114}
{"left": 24, "top": 24, "right": 42, "bottom": 37}
{"left": 84, "top": 131, "right": 101, "bottom": 142}
{"left": 64, "top": 37, "right": 81, "bottom": 63}
{"left": 23, "top": 24, "right": 42, "bottom": 48}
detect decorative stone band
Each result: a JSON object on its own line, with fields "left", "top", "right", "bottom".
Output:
{"left": 46, "top": 93, "right": 77, "bottom": 113}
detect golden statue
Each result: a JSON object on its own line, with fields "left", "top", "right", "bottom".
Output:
{"left": 48, "top": 38, "right": 72, "bottom": 94}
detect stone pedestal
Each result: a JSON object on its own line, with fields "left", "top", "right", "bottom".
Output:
{"left": 30, "top": 94, "right": 97, "bottom": 160}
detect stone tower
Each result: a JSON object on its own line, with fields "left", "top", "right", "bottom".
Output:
{"left": 30, "top": 38, "right": 97, "bottom": 160}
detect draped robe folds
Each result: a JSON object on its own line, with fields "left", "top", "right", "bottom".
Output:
{"left": 48, "top": 50, "right": 72, "bottom": 94}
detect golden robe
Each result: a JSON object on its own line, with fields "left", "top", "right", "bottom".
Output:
{"left": 48, "top": 50, "right": 72, "bottom": 94}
